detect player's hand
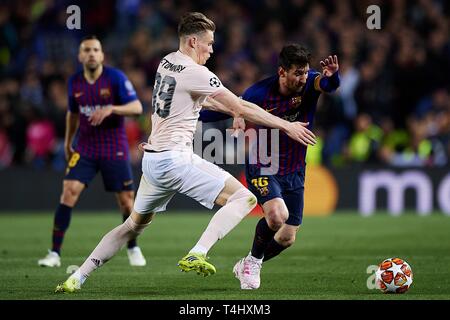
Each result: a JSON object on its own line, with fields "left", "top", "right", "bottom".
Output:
{"left": 88, "top": 106, "right": 113, "bottom": 126}
{"left": 138, "top": 142, "right": 151, "bottom": 152}
{"left": 320, "top": 55, "right": 339, "bottom": 77}
{"left": 230, "top": 117, "right": 245, "bottom": 137}
{"left": 284, "top": 122, "right": 316, "bottom": 147}
{"left": 64, "top": 145, "right": 75, "bottom": 162}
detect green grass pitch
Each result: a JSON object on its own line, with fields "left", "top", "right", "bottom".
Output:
{"left": 0, "top": 211, "right": 449, "bottom": 300}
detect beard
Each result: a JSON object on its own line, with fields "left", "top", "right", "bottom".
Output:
{"left": 287, "top": 83, "right": 303, "bottom": 94}
{"left": 293, "top": 82, "right": 305, "bottom": 93}
{"left": 86, "top": 62, "right": 100, "bottom": 73}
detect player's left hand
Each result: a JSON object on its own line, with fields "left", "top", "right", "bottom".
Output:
{"left": 320, "top": 55, "right": 339, "bottom": 77}
{"left": 230, "top": 117, "right": 245, "bottom": 137}
{"left": 88, "top": 106, "right": 113, "bottom": 126}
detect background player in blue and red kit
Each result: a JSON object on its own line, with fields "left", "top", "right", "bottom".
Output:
{"left": 200, "top": 44, "right": 339, "bottom": 289}
{"left": 38, "top": 35, "right": 146, "bottom": 267}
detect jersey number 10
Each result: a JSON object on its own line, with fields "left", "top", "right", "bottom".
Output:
{"left": 152, "top": 72, "right": 177, "bottom": 118}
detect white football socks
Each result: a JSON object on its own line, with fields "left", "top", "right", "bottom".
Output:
{"left": 190, "top": 188, "right": 257, "bottom": 255}
{"left": 76, "top": 216, "right": 151, "bottom": 283}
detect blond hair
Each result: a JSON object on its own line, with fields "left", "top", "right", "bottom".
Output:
{"left": 178, "top": 12, "right": 215, "bottom": 37}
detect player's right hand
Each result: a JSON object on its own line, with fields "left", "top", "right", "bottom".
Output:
{"left": 230, "top": 117, "right": 245, "bottom": 137}
{"left": 285, "top": 122, "right": 316, "bottom": 147}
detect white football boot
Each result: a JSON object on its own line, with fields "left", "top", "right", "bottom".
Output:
{"left": 233, "top": 253, "right": 262, "bottom": 289}
{"left": 38, "top": 250, "right": 61, "bottom": 267}
{"left": 127, "top": 246, "right": 147, "bottom": 266}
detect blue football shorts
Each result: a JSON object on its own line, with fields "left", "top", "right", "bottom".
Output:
{"left": 64, "top": 152, "right": 135, "bottom": 192}
{"left": 246, "top": 165, "right": 305, "bottom": 226}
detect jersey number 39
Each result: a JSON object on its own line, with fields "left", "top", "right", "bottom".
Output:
{"left": 152, "top": 72, "right": 177, "bottom": 118}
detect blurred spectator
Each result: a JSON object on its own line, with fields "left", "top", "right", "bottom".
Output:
{"left": 345, "top": 113, "right": 382, "bottom": 164}
{"left": 25, "top": 117, "right": 56, "bottom": 169}
{"left": 354, "top": 61, "right": 392, "bottom": 123}
{"left": 46, "top": 78, "right": 68, "bottom": 170}
{"left": 305, "top": 128, "right": 325, "bottom": 166}
{"left": 385, "top": 116, "right": 433, "bottom": 167}
{"left": 0, "top": 128, "right": 13, "bottom": 169}
{"left": 20, "top": 72, "right": 44, "bottom": 109}
{"left": 125, "top": 118, "right": 144, "bottom": 166}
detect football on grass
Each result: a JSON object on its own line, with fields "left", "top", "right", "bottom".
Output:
{"left": 375, "top": 257, "right": 413, "bottom": 293}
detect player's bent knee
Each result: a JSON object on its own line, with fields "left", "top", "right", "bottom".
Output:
{"left": 266, "top": 216, "right": 285, "bottom": 231}
{"left": 131, "top": 210, "right": 154, "bottom": 223}
{"left": 227, "top": 188, "right": 257, "bottom": 215}
{"left": 247, "top": 193, "right": 257, "bottom": 210}
{"left": 61, "top": 184, "right": 83, "bottom": 205}
{"left": 277, "top": 234, "right": 296, "bottom": 247}
{"left": 124, "top": 214, "right": 152, "bottom": 236}
{"left": 266, "top": 208, "right": 288, "bottom": 230}
{"left": 228, "top": 188, "right": 256, "bottom": 206}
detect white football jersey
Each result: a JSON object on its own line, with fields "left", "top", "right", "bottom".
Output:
{"left": 147, "top": 50, "right": 225, "bottom": 151}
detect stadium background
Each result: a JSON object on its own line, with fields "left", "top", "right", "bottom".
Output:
{"left": 0, "top": 0, "right": 449, "bottom": 301}
{"left": 0, "top": 0, "right": 449, "bottom": 214}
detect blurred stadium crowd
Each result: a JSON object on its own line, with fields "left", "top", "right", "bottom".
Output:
{"left": 0, "top": 0, "right": 449, "bottom": 170}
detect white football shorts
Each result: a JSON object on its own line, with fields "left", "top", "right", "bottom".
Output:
{"left": 133, "top": 150, "right": 231, "bottom": 214}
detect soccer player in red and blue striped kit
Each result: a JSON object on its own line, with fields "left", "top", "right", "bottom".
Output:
{"left": 200, "top": 44, "right": 340, "bottom": 289}
{"left": 38, "top": 35, "right": 146, "bottom": 268}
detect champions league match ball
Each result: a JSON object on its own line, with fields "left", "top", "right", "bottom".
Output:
{"left": 375, "top": 258, "right": 413, "bottom": 293}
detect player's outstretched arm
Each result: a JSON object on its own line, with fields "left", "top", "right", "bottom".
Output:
{"left": 89, "top": 100, "right": 143, "bottom": 126}
{"left": 202, "top": 97, "right": 234, "bottom": 116}
{"left": 212, "top": 90, "right": 316, "bottom": 146}
{"left": 201, "top": 98, "right": 244, "bottom": 136}
{"left": 239, "top": 99, "right": 316, "bottom": 146}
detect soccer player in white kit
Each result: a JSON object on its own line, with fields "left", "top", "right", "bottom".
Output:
{"left": 55, "top": 12, "right": 317, "bottom": 293}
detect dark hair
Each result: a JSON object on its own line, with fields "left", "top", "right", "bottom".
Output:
{"left": 279, "top": 44, "right": 311, "bottom": 70}
{"left": 81, "top": 35, "right": 100, "bottom": 43}
{"left": 178, "top": 12, "right": 216, "bottom": 37}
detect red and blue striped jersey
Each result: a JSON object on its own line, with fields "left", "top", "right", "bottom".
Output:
{"left": 243, "top": 69, "right": 338, "bottom": 175}
{"left": 68, "top": 66, "right": 138, "bottom": 160}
